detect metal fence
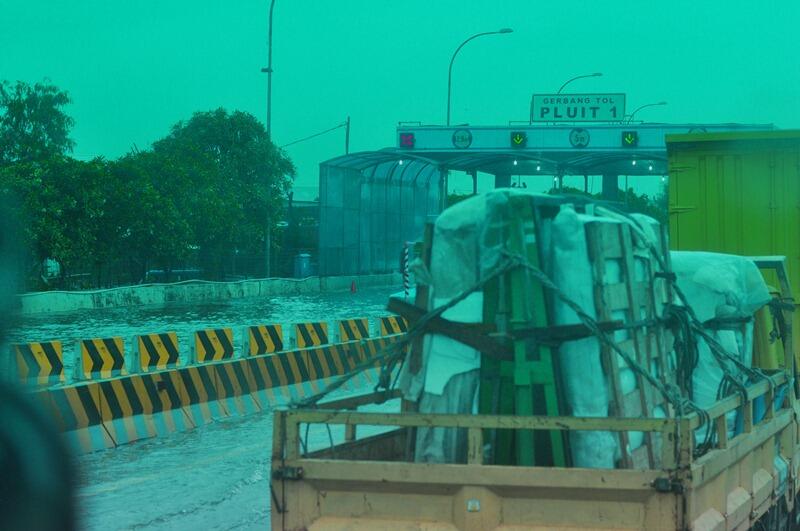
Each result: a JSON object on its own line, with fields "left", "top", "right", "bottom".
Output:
{"left": 319, "top": 154, "right": 441, "bottom": 276}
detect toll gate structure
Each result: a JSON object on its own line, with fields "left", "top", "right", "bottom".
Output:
{"left": 318, "top": 122, "right": 773, "bottom": 276}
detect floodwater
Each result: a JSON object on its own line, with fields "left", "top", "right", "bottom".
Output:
{"left": 7, "top": 286, "right": 395, "bottom": 373}
{"left": 75, "top": 389, "right": 398, "bottom": 530}
{"left": 9, "top": 287, "right": 399, "bottom": 530}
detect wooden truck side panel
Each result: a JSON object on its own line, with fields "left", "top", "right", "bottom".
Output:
{"left": 271, "top": 371, "right": 796, "bottom": 531}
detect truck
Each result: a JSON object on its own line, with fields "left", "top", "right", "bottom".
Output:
{"left": 270, "top": 130, "right": 800, "bottom": 531}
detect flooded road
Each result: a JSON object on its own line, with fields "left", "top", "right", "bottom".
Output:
{"left": 75, "top": 390, "right": 397, "bottom": 530}
{"left": 10, "top": 287, "right": 399, "bottom": 530}
{"left": 8, "top": 286, "right": 395, "bottom": 373}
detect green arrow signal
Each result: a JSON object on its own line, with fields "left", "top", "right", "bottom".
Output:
{"left": 622, "top": 131, "right": 638, "bottom": 147}
{"left": 513, "top": 134, "right": 524, "bottom": 144}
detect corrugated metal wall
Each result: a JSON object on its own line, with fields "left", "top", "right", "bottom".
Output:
{"left": 668, "top": 131, "right": 800, "bottom": 357}
{"left": 319, "top": 159, "right": 441, "bottom": 276}
{"left": 668, "top": 132, "right": 800, "bottom": 295}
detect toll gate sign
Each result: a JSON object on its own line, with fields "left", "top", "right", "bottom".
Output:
{"left": 532, "top": 93, "right": 626, "bottom": 122}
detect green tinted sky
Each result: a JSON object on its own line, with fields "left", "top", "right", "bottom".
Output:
{"left": 2, "top": 1, "right": 799, "bottom": 194}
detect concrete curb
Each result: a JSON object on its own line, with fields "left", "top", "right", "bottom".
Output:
{"left": 17, "top": 273, "right": 403, "bottom": 315}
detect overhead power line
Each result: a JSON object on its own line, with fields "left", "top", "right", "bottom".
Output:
{"left": 280, "top": 121, "right": 348, "bottom": 149}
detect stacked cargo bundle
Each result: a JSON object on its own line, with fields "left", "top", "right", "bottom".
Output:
{"left": 670, "top": 253, "right": 784, "bottom": 443}
{"left": 398, "top": 189, "right": 778, "bottom": 469}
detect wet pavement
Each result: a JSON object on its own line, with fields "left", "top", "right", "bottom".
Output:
{"left": 74, "top": 390, "right": 397, "bottom": 530}
{"left": 9, "top": 287, "right": 399, "bottom": 530}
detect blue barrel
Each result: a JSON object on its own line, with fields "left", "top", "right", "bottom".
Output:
{"left": 293, "top": 253, "right": 312, "bottom": 278}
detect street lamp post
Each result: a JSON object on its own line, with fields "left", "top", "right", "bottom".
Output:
{"left": 446, "top": 28, "right": 513, "bottom": 126}
{"left": 557, "top": 72, "right": 602, "bottom": 94}
{"left": 260, "top": 0, "right": 277, "bottom": 277}
{"left": 530, "top": 72, "right": 602, "bottom": 123}
{"left": 260, "top": 0, "right": 277, "bottom": 135}
{"left": 532, "top": 72, "right": 603, "bottom": 124}
{"left": 627, "top": 101, "right": 667, "bottom": 123}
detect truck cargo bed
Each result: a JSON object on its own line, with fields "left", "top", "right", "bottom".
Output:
{"left": 271, "top": 375, "right": 798, "bottom": 531}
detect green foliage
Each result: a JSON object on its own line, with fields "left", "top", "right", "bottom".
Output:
{"left": 447, "top": 192, "right": 473, "bottom": 207}
{"left": 553, "top": 184, "right": 668, "bottom": 224}
{"left": 151, "top": 108, "right": 295, "bottom": 277}
{"left": 0, "top": 80, "right": 75, "bottom": 163}
{"left": 0, "top": 81, "right": 295, "bottom": 289}
{"left": 107, "top": 152, "right": 194, "bottom": 279}
{"left": 447, "top": 186, "right": 667, "bottom": 224}
{"left": 619, "top": 185, "right": 668, "bottom": 224}
{"left": 0, "top": 157, "right": 107, "bottom": 280}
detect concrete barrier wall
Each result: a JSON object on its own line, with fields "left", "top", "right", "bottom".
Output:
{"left": 10, "top": 315, "right": 409, "bottom": 385}
{"left": 17, "top": 273, "right": 402, "bottom": 315}
{"left": 29, "top": 335, "right": 402, "bottom": 454}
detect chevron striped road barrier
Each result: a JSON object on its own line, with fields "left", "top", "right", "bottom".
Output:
{"left": 244, "top": 324, "right": 284, "bottom": 356}
{"left": 193, "top": 328, "right": 235, "bottom": 363}
{"left": 12, "top": 341, "right": 65, "bottom": 385}
{"left": 78, "top": 337, "right": 128, "bottom": 380}
{"left": 294, "top": 321, "right": 329, "bottom": 348}
{"left": 24, "top": 330, "right": 405, "bottom": 455}
{"left": 379, "top": 315, "right": 409, "bottom": 336}
{"left": 136, "top": 332, "right": 180, "bottom": 372}
{"left": 337, "top": 318, "right": 370, "bottom": 342}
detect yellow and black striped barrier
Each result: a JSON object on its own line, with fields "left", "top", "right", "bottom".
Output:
{"left": 305, "top": 342, "right": 365, "bottom": 382}
{"left": 30, "top": 334, "right": 402, "bottom": 454}
{"left": 78, "top": 337, "right": 127, "bottom": 380}
{"left": 94, "top": 373, "right": 194, "bottom": 447}
{"left": 379, "top": 315, "right": 408, "bottom": 336}
{"left": 294, "top": 321, "right": 329, "bottom": 348}
{"left": 193, "top": 328, "right": 234, "bottom": 363}
{"left": 338, "top": 318, "right": 370, "bottom": 341}
{"left": 214, "top": 359, "right": 262, "bottom": 415}
{"left": 136, "top": 332, "right": 180, "bottom": 372}
{"left": 245, "top": 324, "right": 283, "bottom": 356}
{"left": 12, "top": 341, "right": 65, "bottom": 385}
{"left": 172, "top": 364, "right": 227, "bottom": 424}
{"left": 305, "top": 344, "right": 346, "bottom": 382}
{"left": 32, "top": 382, "right": 114, "bottom": 452}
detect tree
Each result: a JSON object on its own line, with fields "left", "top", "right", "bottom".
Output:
{"left": 151, "top": 108, "right": 295, "bottom": 277}
{"left": 0, "top": 80, "right": 75, "bottom": 163}
{"left": 0, "top": 156, "right": 109, "bottom": 286}
{"left": 550, "top": 184, "right": 668, "bottom": 223}
{"left": 0, "top": 88, "right": 297, "bottom": 287}
{"left": 107, "top": 151, "right": 193, "bottom": 282}
{"left": 619, "top": 185, "right": 668, "bottom": 224}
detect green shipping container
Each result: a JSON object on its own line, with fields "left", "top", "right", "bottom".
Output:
{"left": 667, "top": 130, "right": 800, "bottom": 355}
{"left": 668, "top": 130, "right": 800, "bottom": 290}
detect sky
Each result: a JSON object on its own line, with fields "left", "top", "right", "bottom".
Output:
{"left": 2, "top": 0, "right": 799, "bottom": 197}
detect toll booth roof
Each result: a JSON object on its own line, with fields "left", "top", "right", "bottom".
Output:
{"left": 323, "top": 123, "right": 774, "bottom": 178}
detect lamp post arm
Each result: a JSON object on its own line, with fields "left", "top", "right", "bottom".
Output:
{"left": 627, "top": 102, "right": 666, "bottom": 124}
{"left": 446, "top": 31, "right": 500, "bottom": 126}
{"left": 558, "top": 74, "right": 586, "bottom": 94}
{"left": 557, "top": 72, "right": 602, "bottom": 94}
